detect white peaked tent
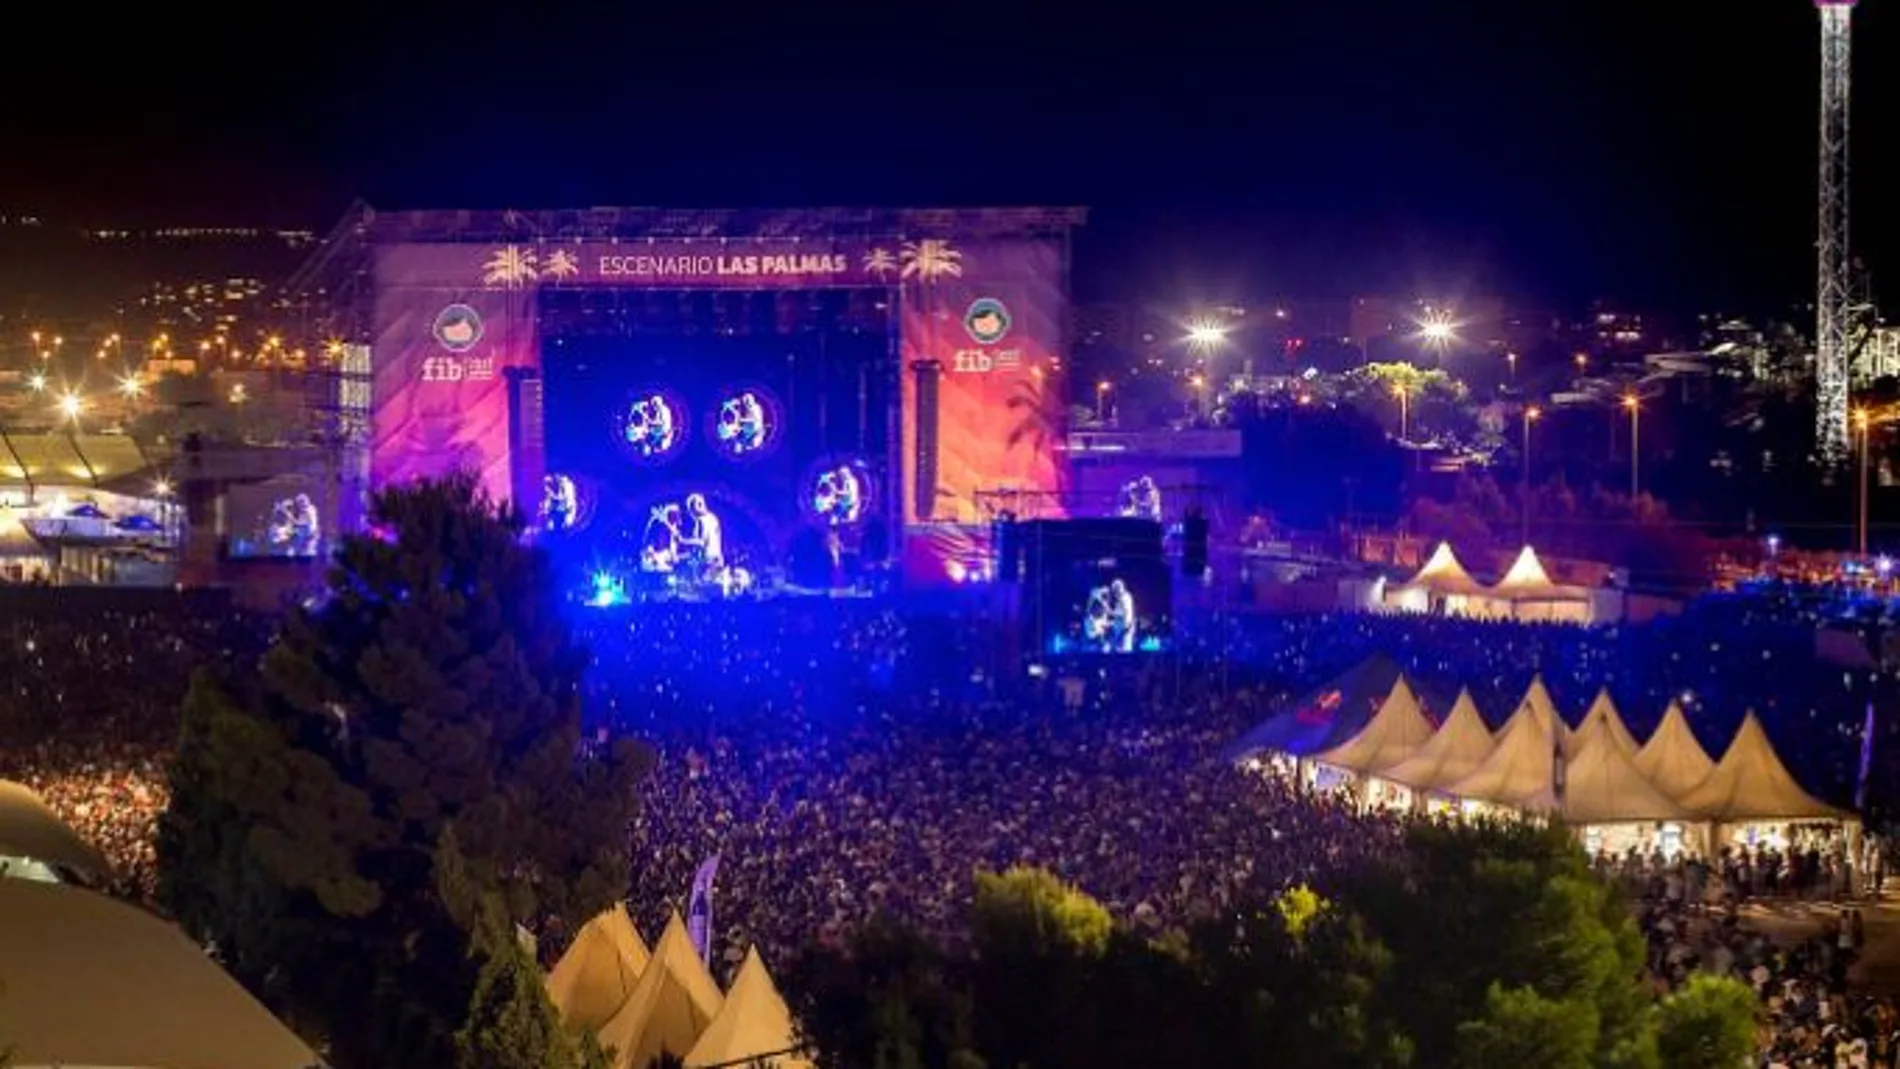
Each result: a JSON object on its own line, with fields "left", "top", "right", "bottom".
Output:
{"left": 1574, "top": 689, "right": 1641, "bottom": 759}
{"left": 1561, "top": 716, "right": 1695, "bottom": 825}
{"left": 1448, "top": 697, "right": 1565, "bottom": 812}
{"left": 597, "top": 912, "right": 726, "bottom": 1069}
{"left": 1678, "top": 712, "right": 1850, "bottom": 823}
{"left": 1492, "top": 545, "right": 1557, "bottom": 594}
{"left": 686, "top": 948, "right": 813, "bottom": 1069}
{"left": 1387, "top": 542, "right": 1502, "bottom": 616}
{"left": 1633, "top": 702, "right": 1717, "bottom": 802}
{"left": 1314, "top": 676, "right": 1437, "bottom": 774}
{"left": 1515, "top": 676, "right": 1572, "bottom": 754}
{"left": 1378, "top": 689, "right": 1496, "bottom": 792}
{"left": 1490, "top": 545, "right": 1594, "bottom": 622}
{"left": 549, "top": 903, "right": 651, "bottom": 1033}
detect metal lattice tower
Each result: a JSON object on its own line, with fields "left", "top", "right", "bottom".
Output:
{"left": 1816, "top": 0, "right": 1859, "bottom": 463}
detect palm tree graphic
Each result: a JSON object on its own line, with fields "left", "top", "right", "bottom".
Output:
{"left": 861, "top": 247, "right": 899, "bottom": 279}
{"left": 897, "top": 239, "right": 963, "bottom": 283}
{"left": 543, "top": 249, "right": 581, "bottom": 281}
{"left": 481, "top": 246, "right": 540, "bottom": 288}
{"left": 1005, "top": 376, "right": 1060, "bottom": 457}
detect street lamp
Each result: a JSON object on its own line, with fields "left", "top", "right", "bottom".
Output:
{"left": 1506, "top": 351, "right": 1518, "bottom": 382}
{"left": 1621, "top": 393, "right": 1641, "bottom": 498}
{"left": 1414, "top": 313, "right": 1458, "bottom": 356}
{"left": 1186, "top": 322, "right": 1229, "bottom": 349}
{"left": 1394, "top": 384, "right": 1410, "bottom": 441}
{"left": 1856, "top": 407, "right": 1872, "bottom": 557}
{"left": 57, "top": 391, "right": 84, "bottom": 424}
{"left": 1574, "top": 352, "right": 1589, "bottom": 378}
{"left": 1522, "top": 405, "right": 1542, "bottom": 544}
{"left": 1096, "top": 380, "right": 1112, "bottom": 424}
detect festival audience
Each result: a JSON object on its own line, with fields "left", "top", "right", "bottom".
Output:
{"left": 0, "top": 590, "right": 1894, "bottom": 1062}
{"left": 1618, "top": 847, "right": 1897, "bottom": 1068}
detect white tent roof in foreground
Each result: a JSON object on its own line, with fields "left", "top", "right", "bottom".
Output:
{"left": 0, "top": 878, "right": 319, "bottom": 1069}
{"left": 1518, "top": 676, "right": 1572, "bottom": 752}
{"left": 1377, "top": 689, "right": 1496, "bottom": 792}
{"left": 1449, "top": 697, "right": 1563, "bottom": 812}
{"left": 549, "top": 902, "right": 651, "bottom": 1033}
{"left": 1633, "top": 702, "right": 1717, "bottom": 802}
{"left": 1574, "top": 689, "right": 1641, "bottom": 759}
{"left": 686, "top": 947, "right": 813, "bottom": 1069}
{"left": 1562, "top": 718, "right": 1696, "bottom": 825}
{"left": 1677, "top": 712, "right": 1849, "bottom": 823}
{"left": 0, "top": 778, "right": 112, "bottom": 882}
{"left": 598, "top": 911, "right": 726, "bottom": 1069}
{"left": 1315, "top": 676, "right": 1437, "bottom": 773}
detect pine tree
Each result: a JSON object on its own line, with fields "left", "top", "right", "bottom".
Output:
{"left": 157, "top": 475, "right": 650, "bottom": 1069}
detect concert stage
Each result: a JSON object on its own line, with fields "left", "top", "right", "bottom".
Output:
{"left": 295, "top": 207, "right": 1085, "bottom": 602}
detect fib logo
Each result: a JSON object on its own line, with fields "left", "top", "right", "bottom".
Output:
{"left": 432, "top": 303, "right": 484, "bottom": 353}
{"left": 962, "top": 297, "right": 1011, "bottom": 345}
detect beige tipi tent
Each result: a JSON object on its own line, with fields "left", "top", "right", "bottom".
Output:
{"left": 1387, "top": 542, "right": 1502, "bottom": 616}
{"left": 597, "top": 912, "right": 726, "bottom": 1069}
{"left": 1632, "top": 702, "right": 1716, "bottom": 802}
{"left": 1489, "top": 545, "right": 1594, "bottom": 623}
{"left": 1561, "top": 719, "right": 1696, "bottom": 825}
{"left": 1574, "top": 689, "right": 1641, "bottom": 759}
{"left": 1517, "top": 676, "right": 1572, "bottom": 754}
{"left": 1314, "top": 676, "right": 1437, "bottom": 774}
{"left": 549, "top": 903, "right": 651, "bottom": 1033}
{"left": 1448, "top": 697, "right": 1564, "bottom": 812}
{"left": 1377, "top": 689, "right": 1496, "bottom": 793}
{"left": 1677, "top": 712, "right": 1849, "bottom": 823}
{"left": 686, "top": 948, "right": 813, "bottom": 1069}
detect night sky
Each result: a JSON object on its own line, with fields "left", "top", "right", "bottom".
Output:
{"left": 3, "top": 0, "right": 1894, "bottom": 309}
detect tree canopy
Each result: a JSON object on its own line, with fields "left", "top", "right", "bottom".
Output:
{"left": 158, "top": 474, "right": 649, "bottom": 1069}
{"left": 789, "top": 822, "right": 1754, "bottom": 1069}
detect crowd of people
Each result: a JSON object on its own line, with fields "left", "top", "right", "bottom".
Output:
{"left": 0, "top": 596, "right": 265, "bottom": 898}
{"left": 1618, "top": 847, "right": 1899, "bottom": 1067}
{"left": 3, "top": 587, "right": 1898, "bottom": 1059}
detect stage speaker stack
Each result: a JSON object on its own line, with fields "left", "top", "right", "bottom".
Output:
{"left": 1182, "top": 507, "right": 1209, "bottom": 579}
{"left": 505, "top": 368, "right": 545, "bottom": 516}
{"left": 995, "top": 511, "right": 1021, "bottom": 582}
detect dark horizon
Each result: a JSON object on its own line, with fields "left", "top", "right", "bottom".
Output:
{"left": 3, "top": 0, "right": 1895, "bottom": 313}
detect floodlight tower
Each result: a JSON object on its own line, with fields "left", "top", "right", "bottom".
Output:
{"left": 1816, "top": 0, "right": 1859, "bottom": 464}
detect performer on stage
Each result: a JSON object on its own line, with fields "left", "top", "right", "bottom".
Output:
{"left": 813, "top": 464, "right": 863, "bottom": 526}
{"left": 641, "top": 502, "right": 685, "bottom": 573}
{"left": 1082, "top": 578, "right": 1138, "bottom": 653}
{"left": 1118, "top": 475, "right": 1162, "bottom": 523}
{"left": 541, "top": 474, "right": 577, "bottom": 532}
{"left": 681, "top": 493, "right": 725, "bottom": 575}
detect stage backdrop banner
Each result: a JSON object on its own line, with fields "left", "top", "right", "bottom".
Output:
{"left": 897, "top": 238, "right": 1067, "bottom": 524}
{"left": 372, "top": 247, "right": 539, "bottom": 504}
{"left": 371, "top": 237, "right": 1068, "bottom": 519}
